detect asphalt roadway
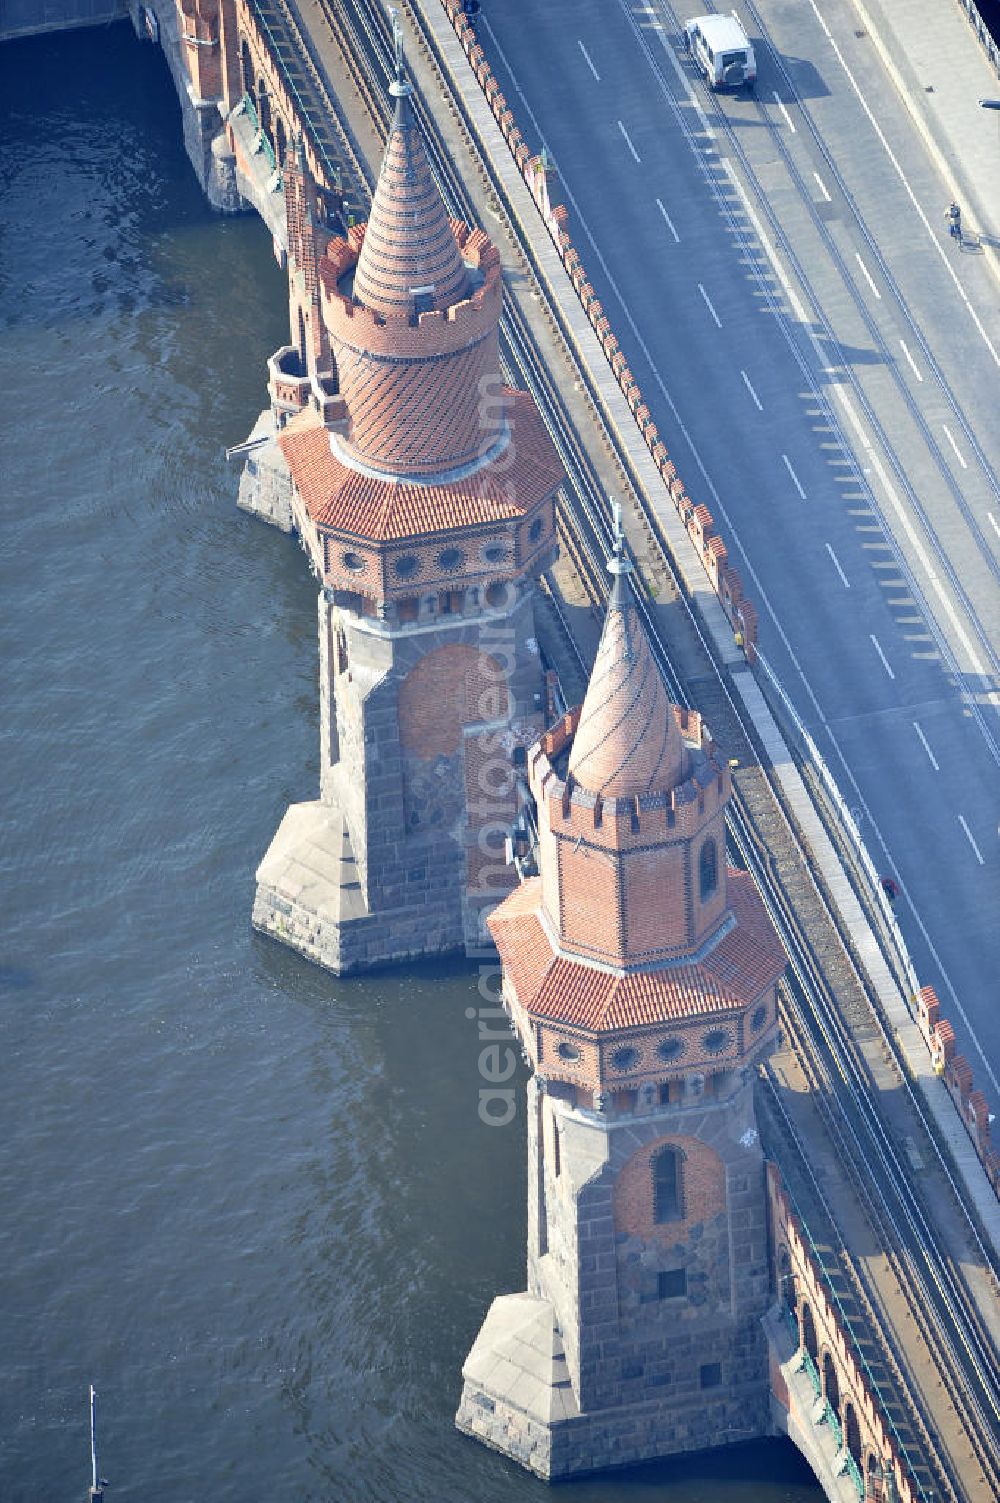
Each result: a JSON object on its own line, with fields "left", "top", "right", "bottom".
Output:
{"left": 472, "top": 0, "right": 1000, "bottom": 1090}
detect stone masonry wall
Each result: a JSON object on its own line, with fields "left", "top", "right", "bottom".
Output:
{"left": 539, "top": 1080, "right": 772, "bottom": 1426}
{"left": 320, "top": 589, "right": 544, "bottom": 951}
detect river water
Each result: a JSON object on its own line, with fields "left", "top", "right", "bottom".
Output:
{"left": 0, "top": 25, "right": 821, "bottom": 1502}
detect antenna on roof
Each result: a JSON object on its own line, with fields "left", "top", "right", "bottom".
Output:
{"left": 88, "top": 1385, "right": 108, "bottom": 1501}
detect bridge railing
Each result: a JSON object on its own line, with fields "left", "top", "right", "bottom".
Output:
{"left": 770, "top": 1165, "right": 925, "bottom": 1501}
{"left": 238, "top": 91, "right": 277, "bottom": 172}
{"left": 240, "top": 0, "right": 349, "bottom": 201}
{"left": 953, "top": 0, "right": 1000, "bottom": 77}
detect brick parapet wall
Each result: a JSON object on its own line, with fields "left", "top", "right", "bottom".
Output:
{"left": 768, "top": 1163, "right": 917, "bottom": 1502}
{"left": 437, "top": 0, "right": 758, "bottom": 660}
{"left": 915, "top": 985, "right": 999, "bottom": 1193}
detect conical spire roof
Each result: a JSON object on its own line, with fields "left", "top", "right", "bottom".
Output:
{"left": 352, "top": 33, "right": 470, "bottom": 317}
{"left": 567, "top": 518, "right": 689, "bottom": 799}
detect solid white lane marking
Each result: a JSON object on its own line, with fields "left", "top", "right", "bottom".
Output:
{"left": 804, "top": 0, "right": 999, "bottom": 368}
{"left": 958, "top": 814, "right": 985, "bottom": 865}
{"left": 618, "top": 119, "right": 641, "bottom": 162}
{"left": 870, "top": 634, "right": 895, "bottom": 678}
{"left": 782, "top": 453, "right": 806, "bottom": 499}
{"left": 942, "top": 424, "right": 968, "bottom": 469}
{"left": 855, "top": 252, "right": 881, "bottom": 299}
{"left": 899, "top": 339, "right": 923, "bottom": 382}
{"left": 913, "top": 721, "right": 939, "bottom": 771}
{"left": 698, "top": 282, "right": 722, "bottom": 327}
{"left": 656, "top": 197, "right": 680, "bottom": 243}
{"left": 773, "top": 92, "right": 796, "bottom": 132}
{"left": 812, "top": 171, "right": 831, "bottom": 202}
{"left": 825, "top": 543, "right": 850, "bottom": 588}
{"left": 741, "top": 369, "right": 763, "bottom": 410}
{"left": 989, "top": 511, "right": 1000, "bottom": 540}
{"left": 578, "top": 39, "right": 600, "bottom": 81}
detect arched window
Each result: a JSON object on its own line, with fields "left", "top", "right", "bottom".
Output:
{"left": 699, "top": 839, "right": 718, "bottom": 901}
{"left": 779, "top": 1248, "right": 797, "bottom": 1311}
{"left": 274, "top": 116, "right": 287, "bottom": 167}
{"left": 801, "top": 1302, "right": 818, "bottom": 1362}
{"left": 652, "top": 1146, "right": 682, "bottom": 1224}
{"left": 257, "top": 79, "right": 272, "bottom": 141}
{"left": 864, "top": 1452, "right": 880, "bottom": 1502}
{"left": 822, "top": 1350, "right": 840, "bottom": 1412}
{"left": 240, "top": 38, "right": 253, "bottom": 96}
{"left": 843, "top": 1403, "right": 863, "bottom": 1471}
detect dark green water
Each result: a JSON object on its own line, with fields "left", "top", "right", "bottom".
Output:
{"left": 0, "top": 24, "right": 821, "bottom": 1502}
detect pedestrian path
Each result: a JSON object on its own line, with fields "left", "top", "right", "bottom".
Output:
{"left": 850, "top": 0, "right": 1000, "bottom": 282}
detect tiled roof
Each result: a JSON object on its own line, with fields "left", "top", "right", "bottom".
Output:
{"left": 353, "top": 90, "right": 470, "bottom": 317}
{"left": 278, "top": 390, "right": 562, "bottom": 541}
{"left": 489, "top": 873, "right": 785, "bottom": 1032}
{"left": 567, "top": 578, "right": 688, "bottom": 798}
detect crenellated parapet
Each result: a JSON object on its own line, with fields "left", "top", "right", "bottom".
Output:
{"left": 916, "top": 985, "right": 999, "bottom": 1192}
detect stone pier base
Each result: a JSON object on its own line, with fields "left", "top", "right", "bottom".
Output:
{"left": 457, "top": 1292, "right": 773, "bottom": 1481}
{"left": 237, "top": 412, "right": 295, "bottom": 532}
{"left": 252, "top": 799, "right": 467, "bottom": 974}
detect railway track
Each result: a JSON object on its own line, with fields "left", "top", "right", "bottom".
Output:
{"left": 264, "top": 1, "right": 1000, "bottom": 1492}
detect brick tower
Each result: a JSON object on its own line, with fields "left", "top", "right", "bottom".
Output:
{"left": 457, "top": 533, "right": 786, "bottom": 1478}
{"left": 250, "top": 37, "right": 563, "bottom": 973}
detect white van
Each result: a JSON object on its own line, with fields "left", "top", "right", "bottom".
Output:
{"left": 683, "top": 13, "right": 757, "bottom": 91}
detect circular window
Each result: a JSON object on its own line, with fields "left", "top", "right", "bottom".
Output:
{"left": 393, "top": 554, "right": 420, "bottom": 579}
{"left": 482, "top": 542, "right": 509, "bottom": 564}
{"left": 342, "top": 551, "right": 366, "bottom": 573}
{"left": 528, "top": 517, "right": 544, "bottom": 543}
{"left": 702, "top": 1029, "right": 731, "bottom": 1055}
{"left": 657, "top": 1036, "right": 686, "bottom": 1063}
{"left": 751, "top": 1004, "right": 768, "bottom": 1033}
{"left": 557, "top": 1040, "right": 580, "bottom": 1061}
{"left": 610, "top": 1045, "right": 639, "bottom": 1074}
{"left": 437, "top": 546, "right": 465, "bottom": 572}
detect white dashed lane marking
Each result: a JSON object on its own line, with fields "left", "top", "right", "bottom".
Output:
{"left": 825, "top": 543, "right": 850, "bottom": 588}
{"left": 741, "top": 369, "right": 762, "bottom": 410}
{"left": 782, "top": 453, "right": 806, "bottom": 499}
{"left": 958, "top": 815, "right": 985, "bottom": 865}
{"left": 656, "top": 197, "right": 680, "bottom": 243}
{"left": 855, "top": 253, "right": 882, "bottom": 299}
{"left": 913, "top": 721, "right": 939, "bottom": 771}
{"left": 698, "top": 283, "right": 722, "bottom": 327}
{"left": 899, "top": 340, "right": 923, "bottom": 382}
{"left": 942, "top": 424, "right": 967, "bottom": 469}
{"left": 618, "top": 119, "right": 641, "bottom": 163}
{"left": 578, "top": 39, "right": 600, "bottom": 81}
{"left": 870, "top": 634, "right": 895, "bottom": 678}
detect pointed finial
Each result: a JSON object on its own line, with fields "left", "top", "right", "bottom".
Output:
{"left": 607, "top": 502, "right": 633, "bottom": 588}
{"left": 388, "top": 8, "right": 413, "bottom": 98}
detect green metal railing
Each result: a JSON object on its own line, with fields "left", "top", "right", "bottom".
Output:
{"left": 845, "top": 1451, "right": 865, "bottom": 1499}
{"left": 802, "top": 1350, "right": 821, "bottom": 1399}
{"left": 239, "top": 92, "right": 277, "bottom": 172}
{"left": 778, "top": 1178, "right": 935, "bottom": 1500}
